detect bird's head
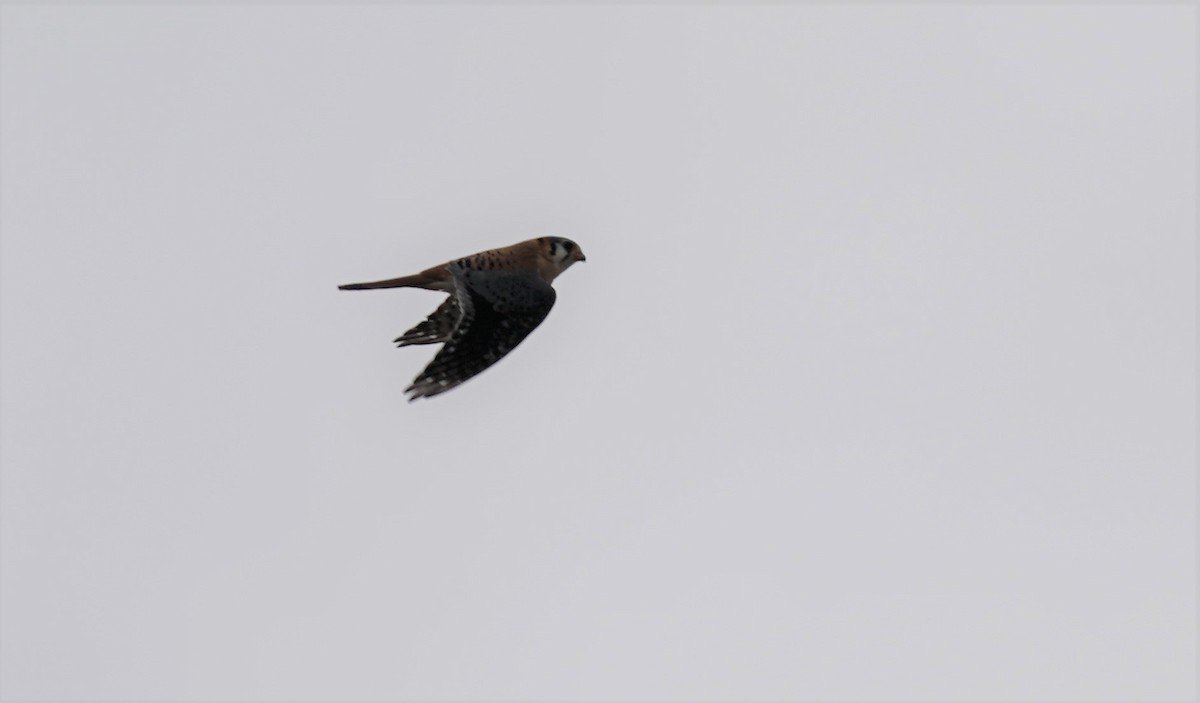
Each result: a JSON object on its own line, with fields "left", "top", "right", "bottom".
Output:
{"left": 539, "top": 236, "right": 586, "bottom": 280}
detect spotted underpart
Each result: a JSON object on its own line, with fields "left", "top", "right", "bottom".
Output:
{"left": 393, "top": 297, "right": 459, "bottom": 347}
{"left": 404, "top": 265, "right": 556, "bottom": 401}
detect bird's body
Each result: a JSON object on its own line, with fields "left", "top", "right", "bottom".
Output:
{"left": 339, "top": 237, "right": 585, "bottom": 400}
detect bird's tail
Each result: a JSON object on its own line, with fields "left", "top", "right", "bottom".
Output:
{"left": 338, "top": 274, "right": 425, "bottom": 291}
{"left": 338, "top": 265, "right": 453, "bottom": 291}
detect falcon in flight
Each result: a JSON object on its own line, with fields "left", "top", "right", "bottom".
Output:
{"left": 339, "top": 237, "right": 586, "bottom": 400}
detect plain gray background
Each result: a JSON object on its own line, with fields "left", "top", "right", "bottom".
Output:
{"left": 0, "top": 3, "right": 1195, "bottom": 701}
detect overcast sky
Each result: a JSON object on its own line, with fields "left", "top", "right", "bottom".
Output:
{"left": 1, "top": 3, "right": 1194, "bottom": 701}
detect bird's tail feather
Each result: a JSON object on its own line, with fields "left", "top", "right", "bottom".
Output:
{"left": 338, "top": 274, "right": 426, "bottom": 291}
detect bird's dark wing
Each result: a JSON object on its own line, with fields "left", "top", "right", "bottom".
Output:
{"left": 394, "top": 296, "right": 460, "bottom": 347}
{"left": 404, "top": 265, "right": 556, "bottom": 400}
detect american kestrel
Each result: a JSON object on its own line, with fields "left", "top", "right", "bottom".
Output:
{"left": 339, "top": 237, "right": 586, "bottom": 400}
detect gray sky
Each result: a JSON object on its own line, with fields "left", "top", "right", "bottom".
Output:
{"left": 0, "top": 3, "right": 1194, "bottom": 701}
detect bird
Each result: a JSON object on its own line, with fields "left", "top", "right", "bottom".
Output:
{"left": 339, "top": 237, "right": 586, "bottom": 401}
